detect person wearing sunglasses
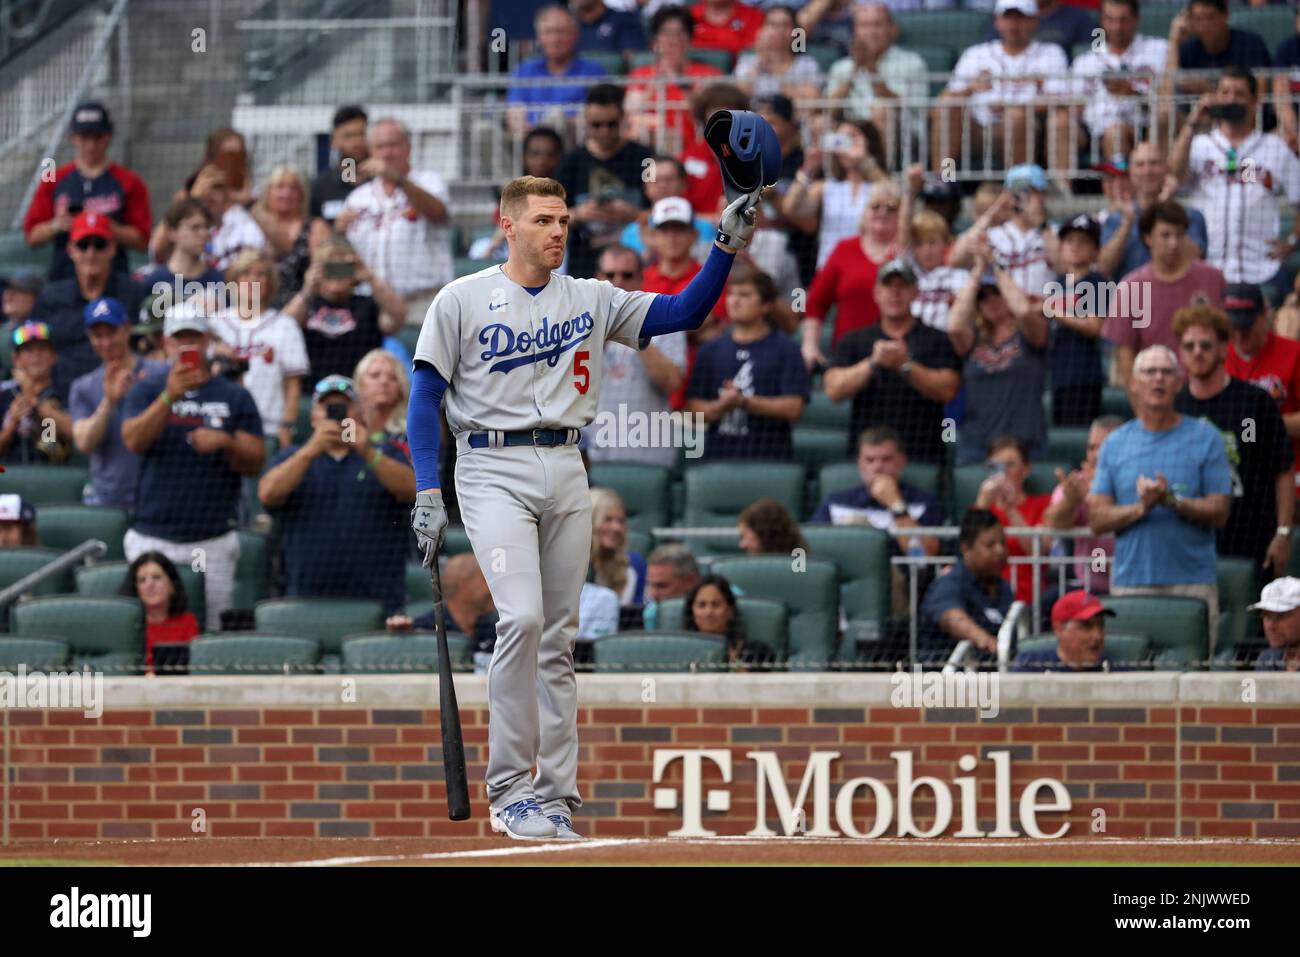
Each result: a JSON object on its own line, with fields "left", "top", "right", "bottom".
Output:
{"left": 21, "top": 101, "right": 152, "bottom": 283}
{"left": 556, "top": 84, "right": 654, "bottom": 280}
{"left": 1172, "top": 303, "right": 1293, "bottom": 577}
{"left": 1088, "top": 343, "right": 1232, "bottom": 649}
{"left": 30, "top": 211, "right": 147, "bottom": 393}
{"left": 0, "top": 321, "right": 72, "bottom": 464}
{"left": 586, "top": 244, "right": 686, "bottom": 469}
{"left": 258, "top": 374, "right": 416, "bottom": 616}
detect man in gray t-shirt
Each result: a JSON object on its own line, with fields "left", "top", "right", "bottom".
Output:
{"left": 69, "top": 297, "right": 166, "bottom": 508}
{"left": 584, "top": 246, "right": 686, "bottom": 469}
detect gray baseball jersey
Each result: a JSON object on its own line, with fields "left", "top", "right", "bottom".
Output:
{"left": 412, "top": 262, "right": 660, "bottom": 826}
{"left": 413, "top": 264, "right": 657, "bottom": 434}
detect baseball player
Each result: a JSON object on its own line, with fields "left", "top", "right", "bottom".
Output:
{"left": 407, "top": 112, "right": 778, "bottom": 841}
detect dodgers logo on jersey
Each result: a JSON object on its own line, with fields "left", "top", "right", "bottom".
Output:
{"left": 479, "top": 311, "right": 596, "bottom": 374}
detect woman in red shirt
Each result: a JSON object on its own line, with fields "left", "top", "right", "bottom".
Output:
{"left": 799, "top": 178, "right": 901, "bottom": 368}
{"left": 120, "top": 551, "right": 200, "bottom": 674}
{"left": 626, "top": 7, "right": 721, "bottom": 155}
{"left": 972, "top": 436, "right": 1053, "bottom": 606}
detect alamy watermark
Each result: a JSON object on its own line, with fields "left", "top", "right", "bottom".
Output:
{"left": 588, "top": 403, "right": 706, "bottom": 459}
{"left": 0, "top": 665, "right": 104, "bottom": 718}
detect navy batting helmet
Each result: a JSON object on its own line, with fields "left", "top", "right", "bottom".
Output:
{"left": 704, "top": 110, "right": 782, "bottom": 205}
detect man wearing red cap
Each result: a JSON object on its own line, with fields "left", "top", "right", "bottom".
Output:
{"left": 22, "top": 101, "right": 152, "bottom": 283}
{"left": 1012, "top": 589, "right": 1131, "bottom": 671}
{"left": 30, "top": 211, "right": 146, "bottom": 392}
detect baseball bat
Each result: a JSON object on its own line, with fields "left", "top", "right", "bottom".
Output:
{"left": 431, "top": 559, "right": 471, "bottom": 821}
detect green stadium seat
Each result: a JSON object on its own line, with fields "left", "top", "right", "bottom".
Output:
{"left": 189, "top": 634, "right": 320, "bottom": 675}
{"left": 950, "top": 461, "right": 1067, "bottom": 518}
{"left": 1, "top": 465, "right": 88, "bottom": 505}
{"left": 455, "top": 257, "right": 484, "bottom": 279}
{"left": 232, "top": 530, "right": 269, "bottom": 610}
{"left": 794, "top": 427, "right": 850, "bottom": 476}
{"left": 911, "top": 44, "right": 957, "bottom": 95}
{"left": 1139, "top": 4, "right": 1181, "bottom": 38}
{"left": 801, "top": 391, "right": 852, "bottom": 431}
{"left": 396, "top": 324, "right": 421, "bottom": 359}
{"left": 655, "top": 596, "right": 788, "bottom": 657}
{"left": 405, "top": 599, "right": 435, "bottom": 621}
{"left": 683, "top": 461, "right": 806, "bottom": 527}
{"left": 10, "top": 595, "right": 144, "bottom": 673}
{"left": 0, "top": 547, "right": 75, "bottom": 603}
{"left": 589, "top": 462, "right": 671, "bottom": 530}
{"left": 591, "top": 630, "right": 727, "bottom": 672}
{"left": 805, "top": 43, "right": 843, "bottom": 73}
{"left": 0, "top": 231, "right": 46, "bottom": 271}
{"left": 818, "top": 461, "right": 860, "bottom": 500}
{"left": 896, "top": 10, "right": 990, "bottom": 51}
{"left": 76, "top": 560, "right": 206, "bottom": 628}
{"left": 1229, "top": 7, "right": 1294, "bottom": 42}
{"left": 713, "top": 556, "right": 839, "bottom": 668}
{"left": 1046, "top": 427, "right": 1090, "bottom": 469}
{"left": 1014, "top": 631, "right": 1152, "bottom": 670}
{"left": 690, "top": 48, "right": 733, "bottom": 72}
{"left": 293, "top": 394, "right": 313, "bottom": 444}
{"left": 800, "top": 525, "right": 891, "bottom": 656}
{"left": 1100, "top": 594, "right": 1209, "bottom": 670}
{"left": 406, "top": 561, "right": 434, "bottom": 605}
{"left": 254, "top": 597, "right": 386, "bottom": 655}
{"left": 342, "top": 631, "right": 472, "bottom": 673}
{"left": 442, "top": 525, "right": 474, "bottom": 557}
{"left": 581, "top": 49, "right": 627, "bottom": 75}
{"left": 1214, "top": 558, "right": 1257, "bottom": 669}
{"left": 0, "top": 635, "right": 70, "bottom": 671}
{"left": 35, "top": 505, "right": 128, "bottom": 560}
{"left": 627, "top": 528, "right": 653, "bottom": 558}
{"left": 903, "top": 462, "right": 941, "bottom": 496}
{"left": 1101, "top": 386, "right": 1133, "bottom": 420}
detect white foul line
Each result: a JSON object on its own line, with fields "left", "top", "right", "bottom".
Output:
{"left": 222, "top": 838, "right": 653, "bottom": 867}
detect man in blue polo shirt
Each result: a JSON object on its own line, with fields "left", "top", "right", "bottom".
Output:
{"left": 920, "top": 509, "right": 1014, "bottom": 665}
{"left": 258, "top": 375, "right": 416, "bottom": 614}
{"left": 1012, "top": 588, "right": 1134, "bottom": 672}
{"left": 70, "top": 297, "right": 167, "bottom": 509}
{"left": 1087, "top": 343, "right": 1232, "bottom": 652}
{"left": 121, "top": 306, "right": 265, "bottom": 630}
{"left": 506, "top": 5, "right": 607, "bottom": 136}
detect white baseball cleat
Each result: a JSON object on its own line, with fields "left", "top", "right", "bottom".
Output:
{"left": 548, "top": 814, "right": 585, "bottom": 841}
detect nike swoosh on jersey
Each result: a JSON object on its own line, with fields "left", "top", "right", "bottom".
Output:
{"left": 488, "top": 301, "right": 507, "bottom": 310}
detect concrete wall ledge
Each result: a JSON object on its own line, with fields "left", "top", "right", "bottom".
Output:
{"left": 68, "top": 672, "right": 1300, "bottom": 709}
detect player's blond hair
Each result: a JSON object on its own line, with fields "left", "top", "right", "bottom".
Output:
{"left": 499, "top": 176, "right": 568, "bottom": 221}
{"left": 589, "top": 488, "right": 631, "bottom": 599}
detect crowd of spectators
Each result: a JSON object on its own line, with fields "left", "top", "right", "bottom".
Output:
{"left": 9, "top": 0, "right": 1300, "bottom": 672}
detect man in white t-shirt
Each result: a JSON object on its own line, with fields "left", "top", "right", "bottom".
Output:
{"left": 931, "top": 0, "right": 1070, "bottom": 176}
{"left": 584, "top": 245, "right": 686, "bottom": 469}
{"left": 1172, "top": 66, "right": 1300, "bottom": 304}
{"left": 339, "top": 117, "right": 453, "bottom": 323}
{"left": 1069, "top": 0, "right": 1168, "bottom": 162}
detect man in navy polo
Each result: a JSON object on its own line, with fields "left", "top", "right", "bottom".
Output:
{"left": 920, "top": 509, "right": 1014, "bottom": 664}
{"left": 31, "top": 211, "right": 146, "bottom": 394}
{"left": 22, "top": 102, "right": 152, "bottom": 282}
{"left": 69, "top": 297, "right": 167, "bottom": 509}
{"left": 1012, "top": 589, "right": 1134, "bottom": 672}
{"left": 258, "top": 375, "right": 416, "bottom": 614}
{"left": 121, "top": 306, "right": 265, "bottom": 630}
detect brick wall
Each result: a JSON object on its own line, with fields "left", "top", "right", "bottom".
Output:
{"left": 1, "top": 676, "right": 1298, "bottom": 841}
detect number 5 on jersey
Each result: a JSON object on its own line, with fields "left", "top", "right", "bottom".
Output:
{"left": 573, "top": 350, "right": 590, "bottom": 394}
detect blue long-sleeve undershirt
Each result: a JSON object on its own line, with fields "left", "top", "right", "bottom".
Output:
{"left": 408, "top": 245, "right": 735, "bottom": 490}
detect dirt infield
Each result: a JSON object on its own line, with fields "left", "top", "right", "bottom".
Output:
{"left": 1, "top": 836, "right": 1297, "bottom": 866}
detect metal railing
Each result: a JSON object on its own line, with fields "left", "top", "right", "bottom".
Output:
{"left": 0, "top": 540, "right": 108, "bottom": 611}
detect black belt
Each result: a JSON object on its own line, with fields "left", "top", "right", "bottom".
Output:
{"left": 465, "top": 428, "right": 579, "bottom": 449}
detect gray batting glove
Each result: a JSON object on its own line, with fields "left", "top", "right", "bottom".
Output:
{"left": 411, "top": 490, "right": 448, "bottom": 569}
{"left": 715, "top": 189, "right": 761, "bottom": 252}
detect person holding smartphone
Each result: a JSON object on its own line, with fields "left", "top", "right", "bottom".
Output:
{"left": 257, "top": 374, "right": 416, "bottom": 614}
{"left": 281, "top": 236, "right": 406, "bottom": 387}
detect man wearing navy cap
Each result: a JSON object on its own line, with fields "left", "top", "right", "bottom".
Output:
{"left": 0, "top": 321, "right": 72, "bottom": 464}
{"left": 258, "top": 375, "right": 416, "bottom": 614}
{"left": 1012, "top": 589, "right": 1131, "bottom": 672}
{"left": 1044, "top": 213, "right": 1107, "bottom": 426}
{"left": 21, "top": 102, "right": 152, "bottom": 283}
{"left": 69, "top": 297, "right": 168, "bottom": 509}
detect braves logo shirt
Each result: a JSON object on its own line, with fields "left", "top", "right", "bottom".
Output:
{"left": 414, "top": 264, "right": 656, "bottom": 435}
{"left": 1187, "top": 130, "right": 1300, "bottom": 283}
